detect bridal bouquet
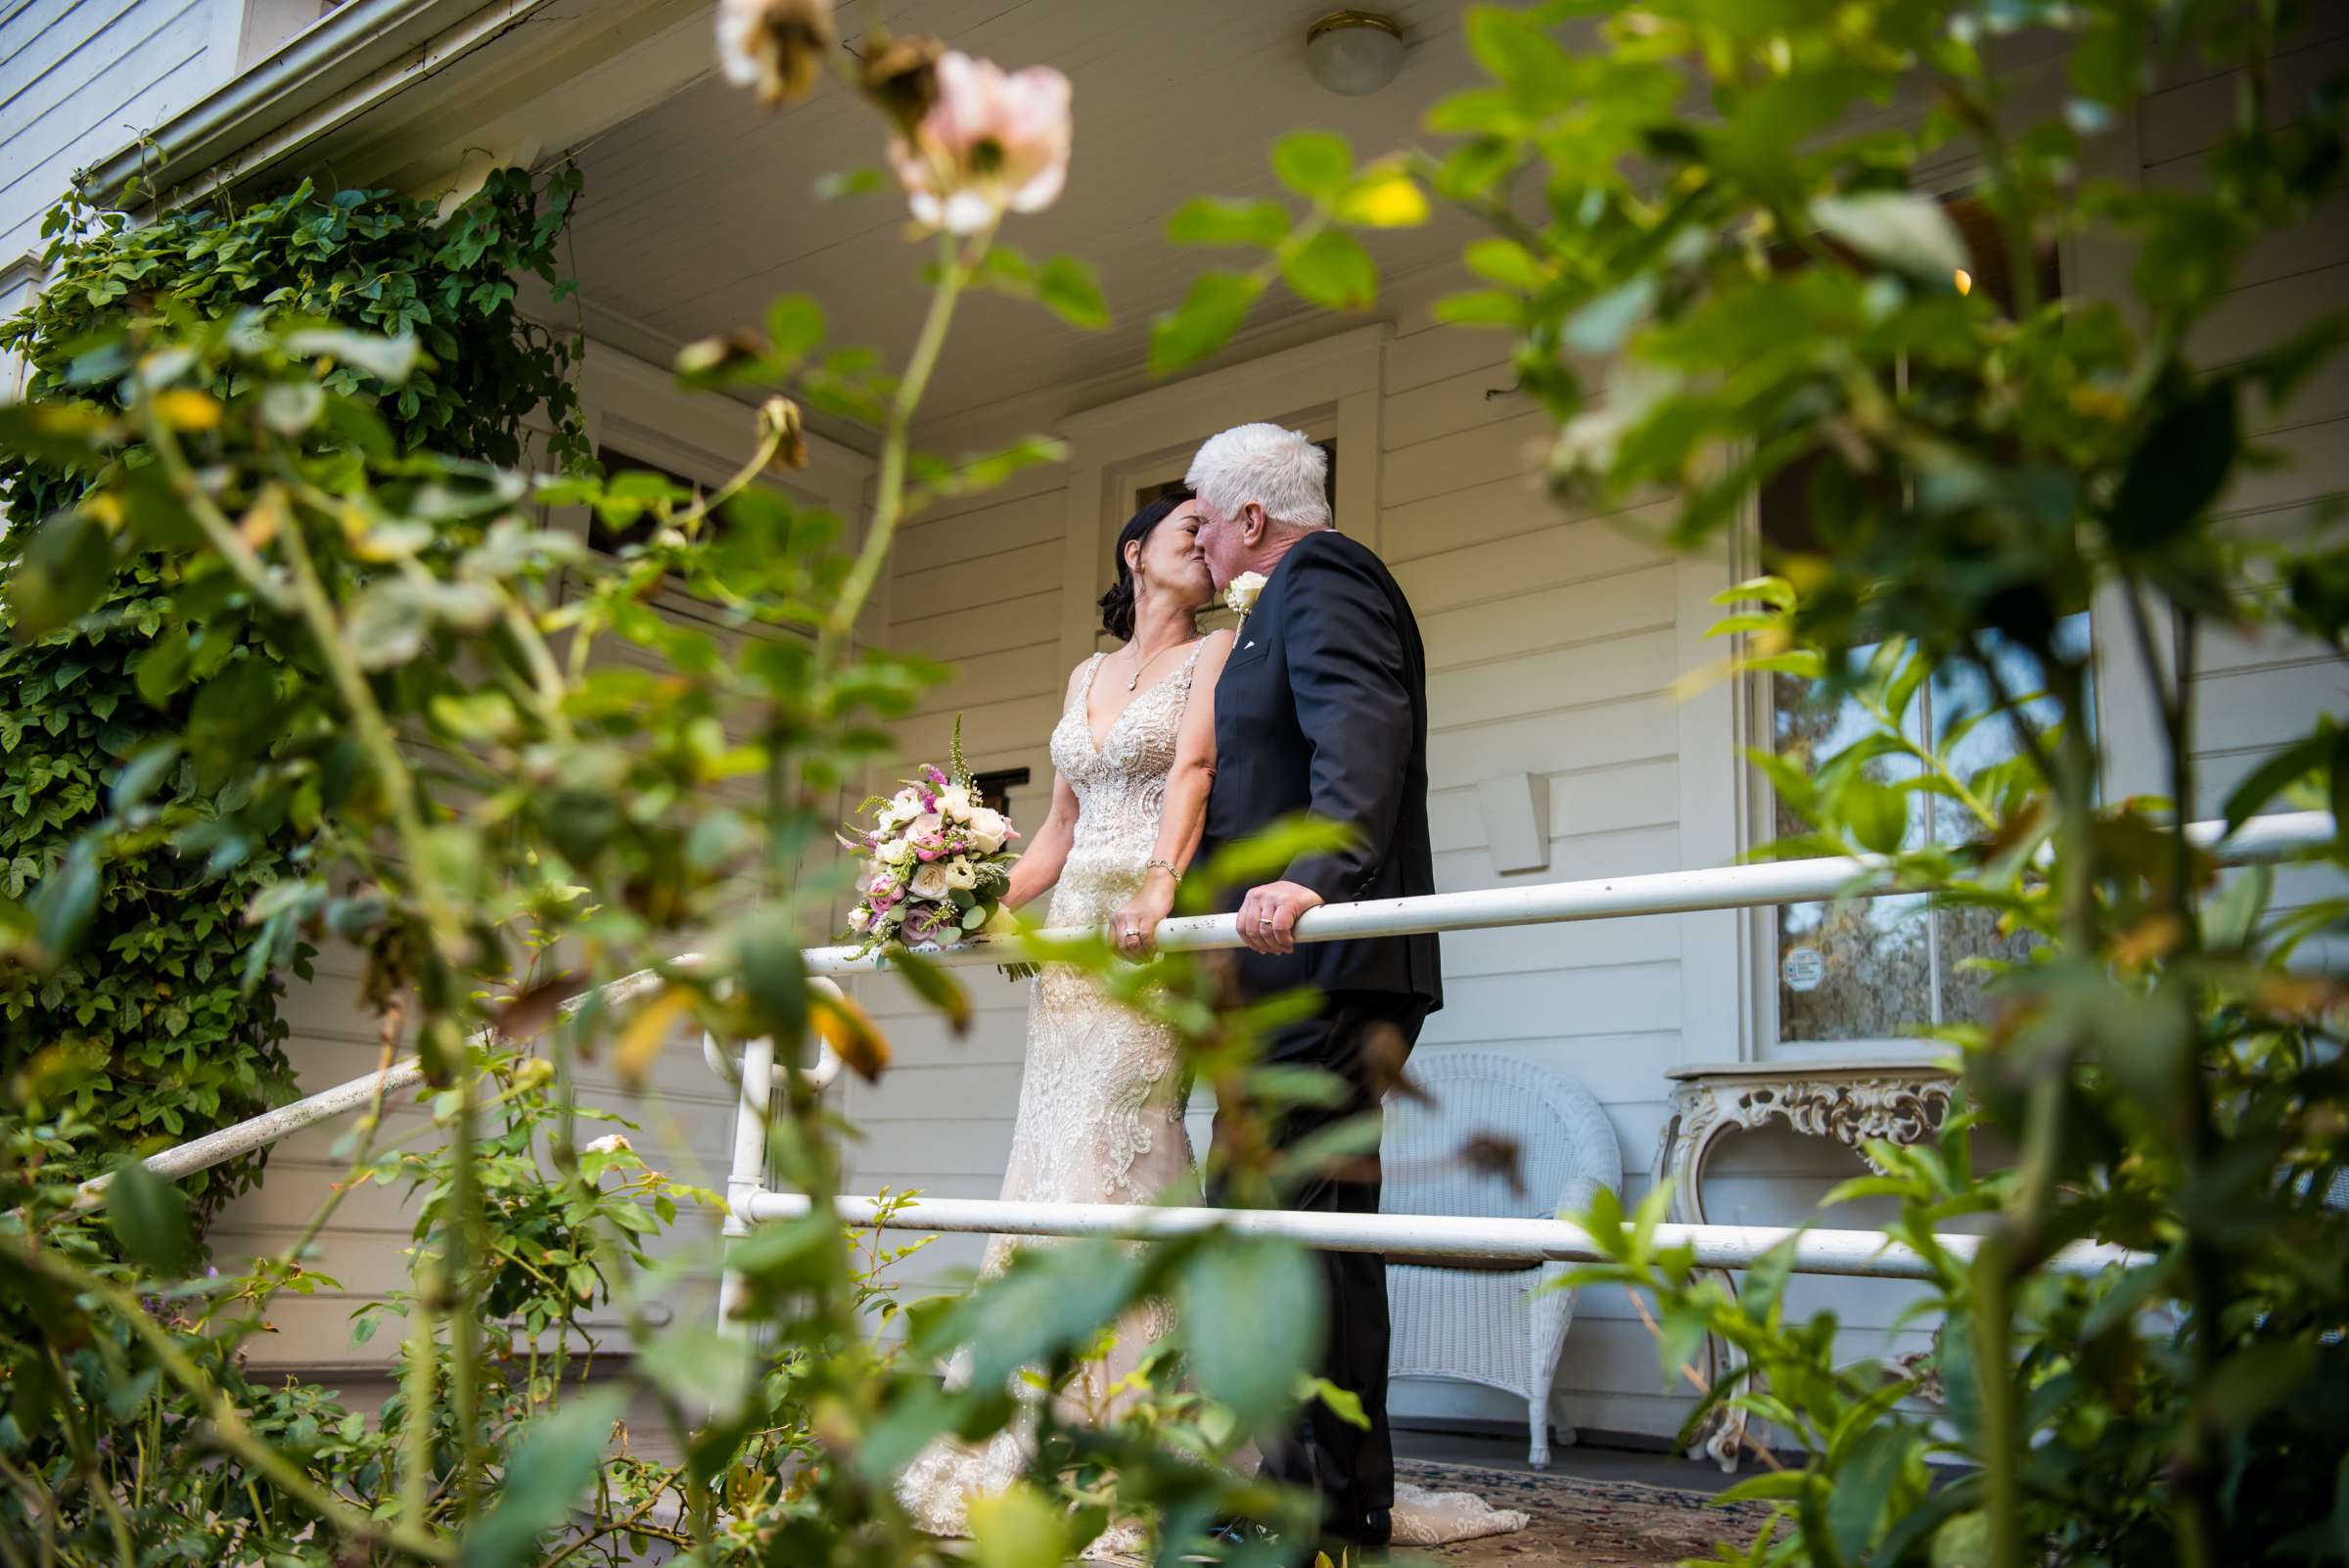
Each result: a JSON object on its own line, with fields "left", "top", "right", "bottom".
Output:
{"left": 841, "top": 723, "right": 1021, "bottom": 955}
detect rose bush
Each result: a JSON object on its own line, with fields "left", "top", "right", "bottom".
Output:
{"left": 0, "top": 20, "right": 1349, "bottom": 1568}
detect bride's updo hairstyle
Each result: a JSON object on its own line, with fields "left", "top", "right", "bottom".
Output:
{"left": 1097, "top": 489, "right": 1193, "bottom": 642}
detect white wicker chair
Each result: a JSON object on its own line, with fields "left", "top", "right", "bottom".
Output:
{"left": 1381, "top": 1050, "right": 1621, "bottom": 1467}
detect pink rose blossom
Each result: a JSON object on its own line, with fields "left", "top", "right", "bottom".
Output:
{"left": 887, "top": 53, "right": 1072, "bottom": 235}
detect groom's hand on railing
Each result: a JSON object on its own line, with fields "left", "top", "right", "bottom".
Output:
{"left": 1236, "top": 880, "right": 1325, "bottom": 955}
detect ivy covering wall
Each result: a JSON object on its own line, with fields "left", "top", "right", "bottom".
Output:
{"left": 0, "top": 166, "right": 587, "bottom": 1222}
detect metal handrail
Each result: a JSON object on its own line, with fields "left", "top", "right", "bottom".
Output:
{"left": 802, "top": 808, "right": 2336, "bottom": 975}
{"left": 53, "top": 810, "right": 2334, "bottom": 1288}
{"left": 744, "top": 1191, "right": 2135, "bottom": 1282}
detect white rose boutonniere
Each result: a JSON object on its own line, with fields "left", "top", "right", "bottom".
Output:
{"left": 1224, "top": 571, "right": 1267, "bottom": 623}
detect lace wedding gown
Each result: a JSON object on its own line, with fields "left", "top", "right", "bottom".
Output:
{"left": 895, "top": 646, "right": 1525, "bottom": 1557}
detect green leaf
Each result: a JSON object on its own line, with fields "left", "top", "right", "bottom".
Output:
{"left": 1825, "top": 1426, "right": 1906, "bottom": 1559}
{"left": 1281, "top": 229, "right": 1378, "bottom": 311}
{"left": 259, "top": 382, "right": 323, "bottom": 436}
{"left": 1432, "top": 289, "right": 1521, "bottom": 329}
{"left": 1811, "top": 192, "right": 1968, "bottom": 282}
{"left": 1844, "top": 779, "right": 1909, "bottom": 854}
{"left": 813, "top": 167, "right": 885, "bottom": 202}
{"left": 1302, "top": 1373, "right": 1369, "bottom": 1430}
{"left": 284, "top": 329, "right": 418, "bottom": 384}
{"left": 345, "top": 580, "right": 430, "bottom": 670}
{"left": 638, "top": 1327, "right": 754, "bottom": 1423}
{"left": 967, "top": 1482, "right": 1073, "bottom": 1568}
{"left": 1270, "top": 130, "right": 1354, "bottom": 201}
{"left": 764, "top": 295, "right": 827, "bottom": 365}
{"left": 2204, "top": 1339, "right": 2317, "bottom": 1427}
{"left": 1465, "top": 8, "right": 1580, "bottom": 113}
{"left": 32, "top": 838, "right": 100, "bottom": 960}
{"left": 108, "top": 1160, "right": 197, "bottom": 1277}
{"left": 1931, "top": 1510, "right": 1991, "bottom": 1568}
{"left": 1150, "top": 271, "right": 1263, "bottom": 375}
{"left": 736, "top": 910, "right": 808, "bottom": 1047}
{"left": 1463, "top": 238, "right": 1544, "bottom": 290}
{"left": 2220, "top": 725, "right": 2332, "bottom": 834}
{"left": 133, "top": 631, "right": 193, "bottom": 707}
{"left": 2109, "top": 378, "right": 2237, "bottom": 551}
{"left": 1167, "top": 197, "right": 1290, "bottom": 250}
{"left": 6, "top": 512, "right": 114, "bottom": 640}
{"left": 1036, "top": 255, "right": 1110, "bottom": 330}
{"left": 1177, "top": 1237, "right": 1322, "bottom": 1437}
{"left": 1564, "top": 274, "right": 1656, "bottom": 355}
{"left": 458, "top": 1391, "right": 624, "bottom": 1568}
{"left": 111, "top": 742, "right": 180, "bottom": 811}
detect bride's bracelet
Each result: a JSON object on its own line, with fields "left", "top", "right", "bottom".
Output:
{"left": 1145, "top": 858, "right": 1181, "bottom": 883}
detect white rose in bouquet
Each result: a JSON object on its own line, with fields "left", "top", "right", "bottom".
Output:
{"left": 839, "top": 716, "right": 1026, "bottom": 959}
{"left": 967, "top": 807, "right": 1009, "bottom": 853}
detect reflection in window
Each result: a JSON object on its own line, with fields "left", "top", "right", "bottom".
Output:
{"left": 1759, "top": 188, "right": 2070, "bottom": 1045}
{"left": 1771, "top": 618, "right": 2091, "bottom": 1042}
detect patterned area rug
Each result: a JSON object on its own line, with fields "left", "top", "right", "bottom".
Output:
{"left": 1392, "top": 1458, "right": 1770, "bottom": 1567}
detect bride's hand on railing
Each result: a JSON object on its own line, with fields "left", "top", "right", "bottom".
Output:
{"left": 1109, "top": 880, "right": 1175, "bottom": 960}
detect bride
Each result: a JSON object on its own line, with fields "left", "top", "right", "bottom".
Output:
{"left": 894, "top": 491, "right": 1525, "bottom": 1556}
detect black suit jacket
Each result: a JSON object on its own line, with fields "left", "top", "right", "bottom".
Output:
{"left": 1200, "top": 530, "right": 1441, "bottom": 1010}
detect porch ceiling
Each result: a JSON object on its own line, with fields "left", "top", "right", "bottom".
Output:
{"left": 563, "top": 0, "right": 1495, "bottom": 443}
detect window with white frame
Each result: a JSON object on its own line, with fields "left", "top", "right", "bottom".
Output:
{"left": 1758, "top": 193, "right": 2085, "bottom": 1049}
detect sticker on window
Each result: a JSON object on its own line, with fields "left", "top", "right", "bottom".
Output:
{"left": 1781, "top": 945, "right": 1824, "bottom": 992}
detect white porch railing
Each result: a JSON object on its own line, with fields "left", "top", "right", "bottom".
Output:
{"left": 57, "top": 810, "right": 2336, "bottom": 1294}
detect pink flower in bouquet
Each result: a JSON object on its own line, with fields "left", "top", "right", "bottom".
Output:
{"left": 887, "top": 52, "right": 1072, "bottom": 235}
{"left": 899, "top": 904, "right": 948, "bottom": 945}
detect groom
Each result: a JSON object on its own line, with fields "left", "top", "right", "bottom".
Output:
{"left": 1186, "top": 423, "right": 1440, "bottom": 1560}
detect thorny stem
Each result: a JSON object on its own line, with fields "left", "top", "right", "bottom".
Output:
{"left": 400, "top": 1261, "right": 441, "bottom": 1533}
{"left": 445, "top": 1076, "right": 484, "bottom": 1518}
{"left": 816, "top": 228, "right": 981, "bottom": 669}
{"left": 2127, "top": 582, "right": 2228, "bottom": 1568}
{"left": 1973, "top": 649, "right": 2096, "bottom": 1568}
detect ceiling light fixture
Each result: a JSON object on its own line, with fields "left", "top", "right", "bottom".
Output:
{"left": 1306, "top": 11, "right": 1405, "bottom": 97}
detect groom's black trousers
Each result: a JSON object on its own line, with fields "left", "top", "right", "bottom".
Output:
{"left": 1208, "top": 990, "right": 1427, "bottom": 1550}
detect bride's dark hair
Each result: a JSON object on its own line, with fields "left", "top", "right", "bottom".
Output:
{"left": 1097, "top": 490, "right": 1194, "bottom": 641}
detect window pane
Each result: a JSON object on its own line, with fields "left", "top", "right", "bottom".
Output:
{"left": 1773, "top": 649, "right": 1932, "bottom": 1041}
{"left": 1926, "top": 612, "right": 2093, "bottom": 1024}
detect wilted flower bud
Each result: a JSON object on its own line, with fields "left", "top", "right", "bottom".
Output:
{"left": 715, "top": 0, "right": 835, "bottom": 107}
{"left": 759, "top": 395, "right": 809, "bottom": 471}
{"left": 858, "top": 32, "right": 944, "bottom": 132}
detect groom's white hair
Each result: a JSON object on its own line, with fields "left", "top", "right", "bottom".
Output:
{"left": 1186, "top": 423, "right": 1332, "bottom": 530}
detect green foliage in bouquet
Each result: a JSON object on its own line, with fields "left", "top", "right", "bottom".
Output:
{"left": 0, "top": 166, "right": 589, "bottom": 1222}
{"left": 1156, "top": 0, "right": 2349, "bottom": 1563}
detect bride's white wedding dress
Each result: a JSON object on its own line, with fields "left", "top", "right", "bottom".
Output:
{"left": 895, "top": 646, "right": 1526, "bottom": 1556}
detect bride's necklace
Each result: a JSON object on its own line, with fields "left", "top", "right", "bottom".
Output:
{"left": 1125, "top": 638, "right": 1184, "bottom": 691}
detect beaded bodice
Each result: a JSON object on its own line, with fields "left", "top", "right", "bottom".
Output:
{"left": 1042, "top": 643, "right": 1207, "bottom": 928}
